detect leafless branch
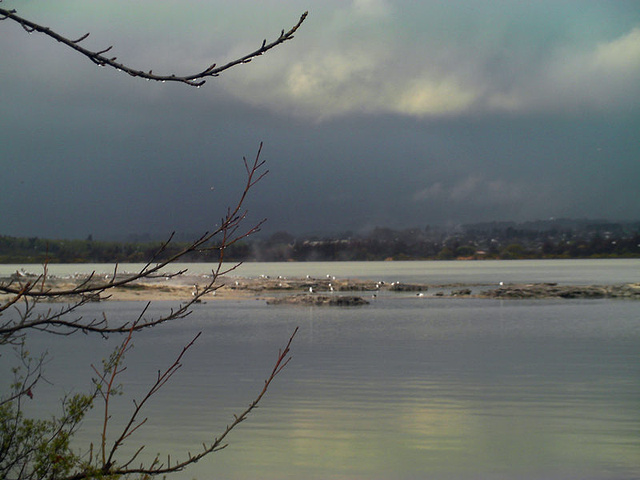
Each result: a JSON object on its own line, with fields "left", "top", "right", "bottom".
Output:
{"left": 0, "top": 143, "right": 269, "bottom": 341}
{"left": 0, "top": 343, "right": 47, "bottom": 407}
{"left": 103, "top": 332, "right": 201, "bottom": 472}
{"left": 66, "top": 327, "right": 298, "bottom": 479}
{"left": 0, "top": 7, "right": 307, "bottom": 86}
{"left": 1, "top": 5, "right": 305, "bottom": 477}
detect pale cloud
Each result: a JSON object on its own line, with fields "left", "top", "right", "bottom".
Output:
{"left": 412, "top": 182, "right": 444, "bottom": 202}
{"left": 450, "top": 176, "right": 483, "bottom": 202}
{"left": 413, "top": 176, "right": 526, "bottom": 206}
{"left": 281, "top": 58, "right": 478, "bottom": 118}
{"left": 216, "top": 2, "right": 397, "bottom": 119}
{"left": 394, "top": 76, "right": 478, "bottom": 116}
{"left": 217, "top": 5, "right": 640, "bottom": 120}
{"left": 485, "top": 179, "right": 526, "bottom": 204}
{"left": 484, "top": 91, "right": 525, "bottom": 112}
{"left": 496, "top": 26, "right": 640, "bottom": 113}
{"left": 591, "top": 27, "right": 640, "bottom": 72}
{"left": 222, "top": 49, "right": 481, "bottom": 119}
{"left": 285, "top": 52, "right": 379, "bottom": 105}
{"left": 351, "top": 0, "right": 393, "bottom": 18}
{"left": 228, "top": 49, "right": 386, "bottom": 119}
{"left": 3, "top": 0, "right": 639, "bottom": 239}
{"left": 550, "top": 26, "right": 640, "bottom": 104}
{"left": 12, "top": 0, "right": 640, "bottom": 120}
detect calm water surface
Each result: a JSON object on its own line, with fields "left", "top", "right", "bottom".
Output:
{"left": 3, "top": 258, "right": 640, "bottom": 285}
{"left": 2, "top": 260, "right": 640, "bottom": 479}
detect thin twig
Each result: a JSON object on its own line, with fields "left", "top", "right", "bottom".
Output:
{"left": 0, "top": 144, "right": 269, "bottom": 340}
{"left": 0, "top": 8, "right": 307, "bottom": 86}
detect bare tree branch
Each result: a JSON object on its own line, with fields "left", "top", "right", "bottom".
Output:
{"left": 0, "top": 7, "right": 308, "bottom": 86}
{"left": 0, "top": 144, "right": 269, "bottom": 342}
{"left": 66, "top": 327, "right": 299, "bottom": 479}
{"left": 1, "top": 5, "right": 305, "bottom": 478}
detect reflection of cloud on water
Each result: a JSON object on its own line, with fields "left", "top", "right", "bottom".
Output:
{"left": 284, "top": 402, "right": 393, "bottom": 473}
{"left": 397, "top": 401, "right": 475, "bottom": 452}
{"left": 274, "top": 396, "right": 479, "bottom": 475}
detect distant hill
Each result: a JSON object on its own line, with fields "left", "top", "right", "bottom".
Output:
{"left": 2, "top": 219, "right": 639, "bottom": 263}
{"left": 249, "top": 219, "right": 640, "bottom": 261}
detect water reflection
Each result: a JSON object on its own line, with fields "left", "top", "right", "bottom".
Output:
{"left": 4, "top": 297, "right": 639, "bottom": 480}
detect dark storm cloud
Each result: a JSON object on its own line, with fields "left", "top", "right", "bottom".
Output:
{"left": 1, "top": 1, "right": 639, "bottom": 240}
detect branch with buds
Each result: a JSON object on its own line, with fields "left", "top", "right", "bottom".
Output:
{"left": 0, "top": 143, "right": 268, "bottom": 343}
{"left": 0, "top": 7, "right": 307, "bottom": 86}
{"left": 1, "top": 6, "right": 306, "bottom": 478}
{"left": 70, "top": 327, "right": 298, "bottom": 479}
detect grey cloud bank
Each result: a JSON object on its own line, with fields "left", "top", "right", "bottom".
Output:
{"left": 1, "top": 1, "right": 639, "bottom": 240}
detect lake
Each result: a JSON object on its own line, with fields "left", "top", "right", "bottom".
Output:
{"left": 2, "top": 259, "right": 640, "bottom": 479}
{"left": 3, "top": 258, "right": 640, "bottom": 285}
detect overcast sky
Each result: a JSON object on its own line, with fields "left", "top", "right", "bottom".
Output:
{"left": 2, "top": 1, "right": 639, "bottom": 240}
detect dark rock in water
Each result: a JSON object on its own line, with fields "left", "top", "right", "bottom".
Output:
{"left": 266, "top": 294, "right": 370, "bottom": 306}
{"left": 609, "top": 283, "right": 640, "bottom": 299}
{"left": 337, "top": 282, "right": 381, "bottom": 291}
{"left": 331, "top": 295, "right": 370, "bottom": 306}
{"left": 480, "top": 283, "right": 640, "bottom": 300}
{"left": 389, "top": 283, "right": 425, "bottom": 292}
{"left": 451, "top": 288, "right": 472, "bottom": 296}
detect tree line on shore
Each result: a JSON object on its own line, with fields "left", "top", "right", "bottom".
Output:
{"left": 2, "top": 219, "right": 639, "bottom": 263}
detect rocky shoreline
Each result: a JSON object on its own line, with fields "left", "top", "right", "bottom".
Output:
{"left": 261, "top": 281, "right": 640, "bottom": 306}
{"left": 266, "top": 294, "right": 370, "bottom": 306}
{"left": 2, "top": 270, "right": 639, "bottom": 304}
{"left": 478, "top": 282, "right": 640, "bottom": 300}
{"left": 227, "top": 276, "right": 640, "bottom": 300}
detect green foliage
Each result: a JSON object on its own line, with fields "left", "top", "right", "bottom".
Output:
{"left": 501, "top": 243, "right": 527, "bottom": 259}
{"left": 246, "top": 222, "right": 640, "bottom": 261}
{"left": 0, "top": 341, "right": 127, "bottom": 480}
{"left": 2, "top": 346, "right": 85, "bottom": 478}
{"left": 436, "top": 247, "right": 455, "bottom": 260}
{"left": 454, "top": 245, "right": 476, "bottom": 258}
{"left": 0, "top": 393, "right": 93, "bottom": 480}
{"left": 2, "top": 223, "right": 639, "bottom": 263}
{"left": 0, "top": 235, "right": 250, "bottom": 264}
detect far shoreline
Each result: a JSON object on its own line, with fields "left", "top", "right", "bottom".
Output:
{"left": 2, "top": 271, "right": 638, "bottom": 303}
